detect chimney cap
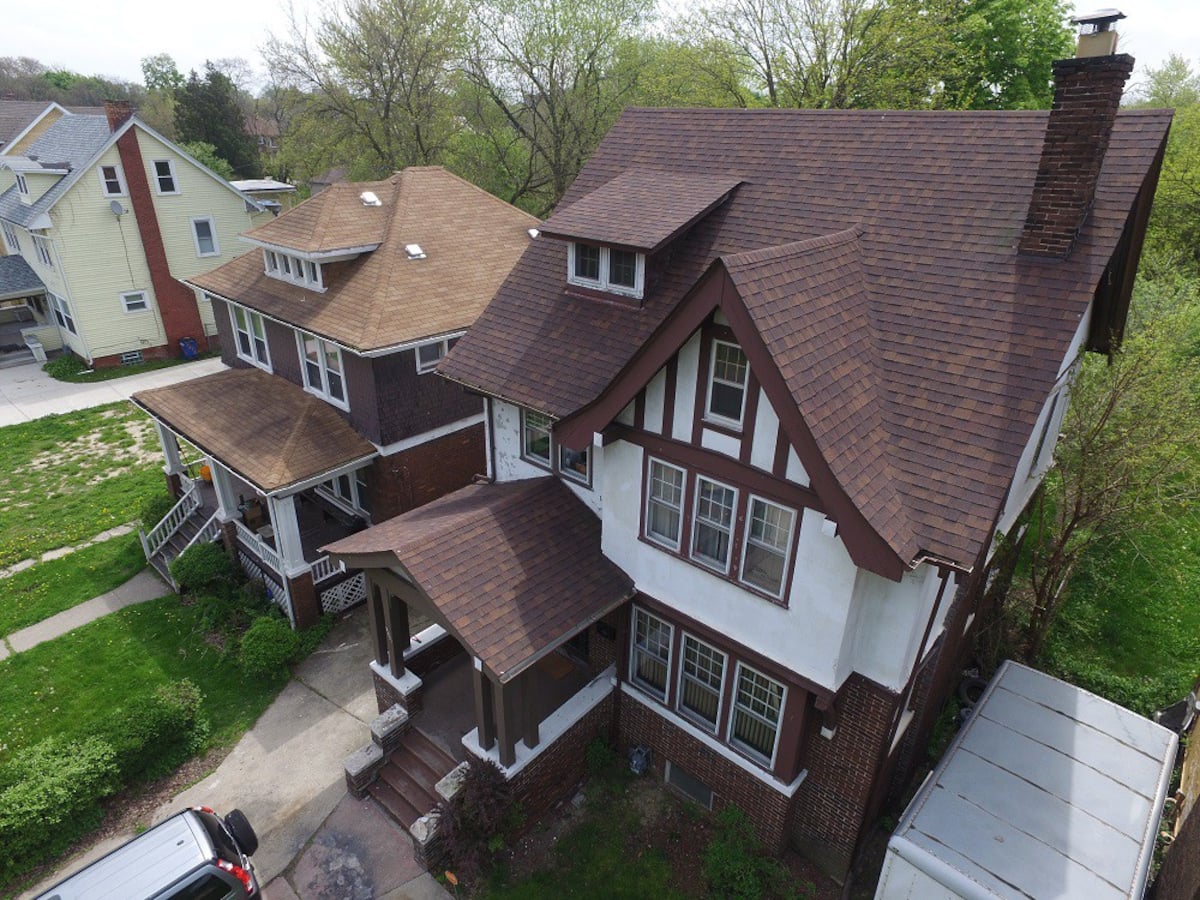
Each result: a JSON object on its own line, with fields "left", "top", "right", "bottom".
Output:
{"left": 1071, "top": 8, "right": 1125, "bottom": 32}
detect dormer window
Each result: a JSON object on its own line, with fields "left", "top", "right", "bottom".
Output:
{"left": 264, "top": 249, "right": 324, "bottom": 290}
{"left": 567, "top": 242, "right": 644, "bottom": 299}
{"left": 14, "top": 173, "right": 29, "bottom": 196}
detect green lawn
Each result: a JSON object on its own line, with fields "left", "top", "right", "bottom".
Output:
{"left": 0, "top": 595, "right": 282, "bottom": 766}
{"left": 1041, "top": 503, "right": 1200, "bottom": 716}
{"left": 0, "top": 533, "right": 147, "bottom": 638}
{"left": 0, "top": 403, "right": 162, "bottom": 567}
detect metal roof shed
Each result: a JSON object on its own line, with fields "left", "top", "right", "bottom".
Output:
{"left": 876, "top": 661, "right": 1177, "bottom": 900}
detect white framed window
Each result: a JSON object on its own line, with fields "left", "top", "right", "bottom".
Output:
{"left": 730, "top": 663, "right": 785, "bottom": 767}
{"left": 32, "top": 235, "right": 53, "bottom": 268}
{"left": 567, "top": 242, "right": 645, "bottom": 299}
{"left": 152, "top": 159, "right": 178, "bottom": 194}
{"left": 14, "top": 173, "right": 29, "bottom": 196}
{"left": 354, "top": 468, "right": 371, "bottom": 516}
{"left": 1, "top": 222, "right": 18, "bottom": 252}
{"left": 521, "top": 409, "right": 553, "bottom": 468}
{"left": 298, "top": 331, "right": 348, "bottom": 408}
{"left": 49, "top": 292, "right": 76, "bottom": 335}
{"left": 265, "top": 252, "right": 323, "bottom": 289}
{"left": 706, "top": 340, "right": 749, "bottom": 428}
{"left": 415, "top": 339, "right": 449, "bottom": 374}
{"left": 739, "top": 496, "right": 795, "bottom": 598}
{"left": 231, "top": 305, "right": 270, "bottom": 369}
{"left": 630, "top": 606, "right": 673, "bottom": 701}
{"left": 98, "top": 164, "right": 127, "bottom": 197}
{"left": 691, "top": 476, "right": 737, "bottom": 572}
{"left": 677, "top": 633, "right": 726, "bottom": 732}
{"left": 304, "top": 260, "right": 322, "bottom": 288}
{"left": 558, "top": 442, "right": 590, "bottom": 485}
{"left": 121, "top": 290, "right": 149, "bottom": 313}
{"left": 645, "top": 459, "right": 686, "bottom": 550}
{"left": 264, "top": 250, "right": 278, "bottom": 274}
{"left": 191, "top": 217, "right": 219, "bottom": 257}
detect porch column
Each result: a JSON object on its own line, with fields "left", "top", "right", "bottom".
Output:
{"left": 267, "top": 493, "right": 307, "bottom": 577}
{"left": 208, "top": 461, "right": 239, "bottom": 522}
{"left": 521, "top": 671, "right": 540, "bottom": 750}
{"left": 383, "top": 591, "right": 410, "bottom": 679}
{"left": 494, "top": 678, "right": 517, "bottom": 767}
{"left": 155, "top": 420, "right": 183, "bottom": 474}
{"left": 367, "top": 581, "right": 389, "bottom": 668}
{"left": 473, "top": 658, "right": 496, "bottom": 752}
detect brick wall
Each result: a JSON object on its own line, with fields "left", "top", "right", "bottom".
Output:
{"left": 1019, "top": 54, "right": 1135, "bottom": 258}
{"left": 510, "top": 694, "right": 615, "bottom": 820}
{"left": 369, "top": 424, "right": 485, "bottom": 521}
{"left": 91, "top": 343, "right": 172, "bottom": 368}
{"left": 789, "top": 674, "right": 898, "bottom": 879}
{"left": 617, "top": 691, "right": 796, "bottom": 853}
{"left": 1150, "top": 796, "right": 1200, "bottom": 900}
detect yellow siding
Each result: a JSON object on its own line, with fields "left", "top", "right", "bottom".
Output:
{"left": 5, "top": 107, "right": 67, "bottom": 157}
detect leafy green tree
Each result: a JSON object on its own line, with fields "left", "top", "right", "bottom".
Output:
{"left": 179, "top": 141, "right": 236, "bottom": 181}
{"left": 1132, "top": 52, "right": 1200, "bottom": 109}
{"left": 174, "top": 63, "right": 262, "bottom": 178}
{"left": 141, "top": 53, "right": 183, "bottom": 93}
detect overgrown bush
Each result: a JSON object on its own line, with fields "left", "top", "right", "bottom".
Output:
{"left": 704, "top": 806, "right": 811, "bottom": 900}
{"left": 0, "top": 737, "right": 120, "bottom": 880}
{"left": 106, "top": 680, "right": 210, "bottom": 781}
{"left": 239, "top": 616, "right": 300, "bottom": 677}
{"left": 442, "top": 759, "right": 521, "bottom": 881}
{"left": 170, "top": 542, "right": 238, "bottom": 596}
{"left": 42, "top": 352, "right": 89, "bottom": 381}
{"left": 138, "top": 491, "right": 177, "bottom": 529}
{"left": 295, "top": 613, "right": 336, "bottom": 657}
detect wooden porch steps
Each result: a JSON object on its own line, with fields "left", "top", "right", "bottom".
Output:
{"left": 148, "top": 505, "right": 218, "bottom": 583}
{"left": 369, "top": 728, "right": 457, "bottom": 830}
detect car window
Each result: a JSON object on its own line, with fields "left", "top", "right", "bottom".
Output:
{"left": 166, "top": 873, "right": 236, "bottom": 900}
{"left": 194, "top": 809, "right": 239, "bottom": 860}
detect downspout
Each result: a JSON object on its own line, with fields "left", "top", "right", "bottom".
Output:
{"left": 887, "top": 567, "right": 952, "bottom": 751}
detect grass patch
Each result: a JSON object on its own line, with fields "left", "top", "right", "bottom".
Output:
{"left": 0, "top": 595, "right": 283, "bottom": 765}
{"left": 1039, "top": 503, "right": 1200, "bottom": 716}
{"left": 0, "top": 533, "right": 147, "bottom": 637}
{"left": 0, "top": 403, "right": 162, "bottom": 567}
{"left": 42, "top": 352, "right": 216, "bottom": 383}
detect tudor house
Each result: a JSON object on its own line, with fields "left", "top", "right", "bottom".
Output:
{"left": 326, "top": 24, "right": 1169, "bottom": 880}
{"left": 131, "top": 167, "right": 537, "bottom": 628}
{"left": 0, "top": 101, "right": 268, "bottom": 366}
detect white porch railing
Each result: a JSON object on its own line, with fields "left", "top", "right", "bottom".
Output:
{"left": 311, "top": 554, "right": 346, "bottom": 583}
{"left": 234, "top": 519, "right": 283, "bottom": 575}
{"left": 140, "top": 484, "right": 200, "bottom": 559}
{"left": 178, "top": 458, "right": 206, "bottom": 494}
{"left": 182, "top": 512, "right": 221, "bottom": 554}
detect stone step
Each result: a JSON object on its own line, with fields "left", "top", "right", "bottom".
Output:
{"left": 402, "top": 730, "right": 457, "bottom": 785}
{"left": 369, "top": 779, "right": 424, "bottom": 830}
{"left": 368, "top": 728, "right": 458, "bottom": 833}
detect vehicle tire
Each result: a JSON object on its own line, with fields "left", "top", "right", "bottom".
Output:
{"left": 224, "top": 809, "right": 259, "bottom": 856}
{"left": 958, "top": 676, "right": 988, "bottom": 707}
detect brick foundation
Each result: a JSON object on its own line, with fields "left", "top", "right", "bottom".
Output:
{"left": 617, "top": 690, "right": 795, "bottom": 853}
{"left": 373, "top": 669, "right": 405, "bottom": 715}
{"left": 369, "top": 424, "right": 485, "bottom": 521}
{"left": 286, "top": 570, "right": 321, "bottom": 630}
{"left": 91, "top": 343, "right": 175, "bottom": 369}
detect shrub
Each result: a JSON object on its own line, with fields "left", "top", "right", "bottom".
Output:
{"left": 106, "top": 680, "right": 210, "bottom": 781}
{"left": 170, "top": 542, "right": 237, "bottom": 596}
{"left": 704, "top": 806, "right": 811, "bottom": 900}
{"left": 585, "top": 736, "right": 618, "bottom": 776}
{"left": 442, "top": 759, "right": 520, "bottom": 881}
{"left": 295, "top": 613, "right": 335, "bottom": 658}
{"left": 240, "top": 616, "right": 300, "bottom": 677}
{"left": 42, "top": 352, "right": 89, "bottom": 381}
{"left": 0, "top": 736, "right": 120, "bottom": 880}
{"left": 138, "top": 491, "right": 177, "bottom": 529}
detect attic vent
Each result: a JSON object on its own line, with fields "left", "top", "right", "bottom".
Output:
{"left": 360, "top": 191, "right": 382, "bottom": 207}
{"left": 405, "top": 243, "right": 426, "bottom": 260}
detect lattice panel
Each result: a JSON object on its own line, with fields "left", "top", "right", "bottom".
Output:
{"left": 321, "top": 571, "right": 366, "bottom": 614}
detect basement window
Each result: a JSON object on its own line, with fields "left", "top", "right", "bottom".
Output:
{"left": 120, "top": 350, "right": 144, "bottom": 366}
{"left": 665, "top": 761, "right": 714, "bottom": 809}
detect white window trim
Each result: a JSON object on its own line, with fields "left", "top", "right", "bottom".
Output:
{"left": 676, "top": 632, "right": 727, "bottom": 734}
{"left": 567, "top": 242, "right": 645, "bottom": 299}
{"left": 265, "top": 251, "right": 324, "bottom": 291}
{"left": 32, "top": 234, "right": 54, "bottom": 268}
{"left": 415, "top": 338, "right": 450, "bottom": 374}
{"left": 264, "top": 250, "right": 279, "bottom": 274}
{"left": 297, "top": 331, "right": 350, "bottom": 411}
{"left": 1, "top": 222, "right": 18, "bottom": 253}
{"left": 191, "top": 216, "right": 220, "bottom": 257}
{"left": 49, "top": 292, "right": 76, "bottom": 335}
{"left": 705, "top": 339, "right": 749, "bottom": 429}
{"left": 152, "top": 159, "right": 179, "bottom": 195}
{"left": 738, "top": 494, "right": 796, "bottom": 600}
{"left": 318, "top": 468, "right": 368, "bottom": 514}
{"left": 630, "top": 606, "right": 674, "bottom": 702}
{"left": 14, "top": 173, "right": 29, "bottom": 196}
{"left": 230, "top": 304, "right": 271, "bottom": 371}
{"left": 120, "top": 290, "right": 150, "bottom": 314}
{"left": 644, "top": 457, "right": 686, "bottom": 551}
{"left": 521, "top": 408, "right": 553, "bottom": 469}
{"left": 730, "top": 661, "right": 786, "bottom": 770}
{"left": 98, "top": 164, "right": 128, "bottom": 197}
{"left": 690, "top": 474, "right": 739, "bottom": 574}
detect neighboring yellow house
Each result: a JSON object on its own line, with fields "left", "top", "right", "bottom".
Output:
{"left": 0, "top": 101, "right": 269, "bottom": 366}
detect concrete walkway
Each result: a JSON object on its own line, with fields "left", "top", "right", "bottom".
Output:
{"left": 0, "top": 568, "right": 169, "bottom": 661}
{"left": 0, "top": 356, "right": 227, "bottom": 426}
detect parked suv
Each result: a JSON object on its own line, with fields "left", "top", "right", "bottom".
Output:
{"left": 36, "top": 806, "right": 259, "bottom": 900}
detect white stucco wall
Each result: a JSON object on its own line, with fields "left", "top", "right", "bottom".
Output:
{"left": 491, "top": 399, "right": 601, "bottom": 514}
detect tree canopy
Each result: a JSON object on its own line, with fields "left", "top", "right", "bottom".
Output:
{"left": 174, "top": 63, "right": 262, "bottom": 179}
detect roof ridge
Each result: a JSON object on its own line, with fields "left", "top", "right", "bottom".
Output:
{"left": 722, "top": 228, "right": 863, "bottom": 270}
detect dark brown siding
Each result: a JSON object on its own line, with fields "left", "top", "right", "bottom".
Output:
{"left": 368, "top": 423, "right": 486, "bottom": 521}
{"left": 344, "top": 350, "right": 382, "bottom": 443}
{"left": 373, "top": 349, "right": 482, "bottom": 445}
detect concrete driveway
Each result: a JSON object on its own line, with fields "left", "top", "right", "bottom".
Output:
{"left": 0, "top": 356, "right": 226, "bottom": 426}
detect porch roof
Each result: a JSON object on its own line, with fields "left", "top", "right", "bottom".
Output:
{"left": 324, "top": 477, "right": 635, "bottom": 682}
{"left": 0, "top": 255, "right": 43, "bottom": 302}
{"left": 132, "top": 367, "right": 376, "bottom": 494}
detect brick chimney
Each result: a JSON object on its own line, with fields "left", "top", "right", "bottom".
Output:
{"left": 103, "top": 100, "right": 134, "bottom": 133}
{"left": 1018, "top": 10, "right": 1133, "bottom": 259}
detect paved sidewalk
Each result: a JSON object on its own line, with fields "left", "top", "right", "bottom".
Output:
{"left": 0, "top": 568, "right": 169, "bottom": 661}
{"left": 0, "top": 356, "right": 227, "bottom": 426}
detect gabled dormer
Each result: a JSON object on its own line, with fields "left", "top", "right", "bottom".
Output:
{"left": 2, "top": 157, "right": 69, "bottom": 211}
{"left": 539, "top": 168, "right": 740, "bottom": 305}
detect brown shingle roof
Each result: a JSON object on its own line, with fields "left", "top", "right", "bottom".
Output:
{"left": 540, "top": 168, "right": 742, "bottom": 251}
{"left": 441, "top": 107, "right": 1172, "bottom": 569}
{"left": 187, "top": 167, "right": 539, "bottom": 352}
{"left": 132, "top": 368, "right": 376, "bottom": 493}
{"left": 324, "top": 478, "right": 634, "bottom": 681}
{"left": 240, "top": 179, "right": 391, "bottom": 254}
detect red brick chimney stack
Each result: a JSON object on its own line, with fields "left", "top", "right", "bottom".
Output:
{"left": 1018, "top": 10, "right": 1133, "bottom": 259}
{"left": 104, "top": 100, "right": 134, "bottom": 133}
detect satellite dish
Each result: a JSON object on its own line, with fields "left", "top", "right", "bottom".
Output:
{"left": 109, "top": 199, "right": 125, "bottom": 216}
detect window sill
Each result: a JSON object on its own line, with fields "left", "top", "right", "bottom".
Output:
{"left": 700, "top": 417, "right": 744, "bottom": 439}
{"left": 520, "top": 454, "right": 552, "bottom": 472}
{"left": 303, "top": 385, "right": 350, "bottom": 412}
